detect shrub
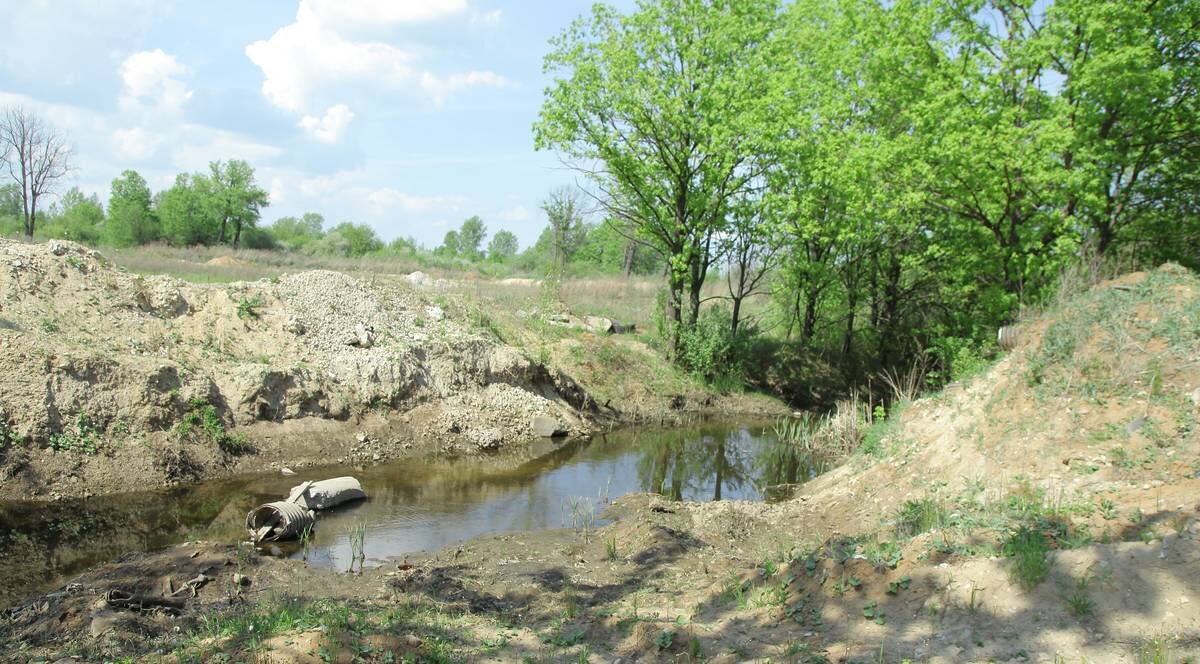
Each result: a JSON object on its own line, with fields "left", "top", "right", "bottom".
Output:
{"left": 676, "top": 305, "right": 756, "bottom": 385}
{"left": 895, "top": 498, "right": 946, "bottom": 538}
{"left": 1001, "top": 524, "right": 1052, "bottom": 589}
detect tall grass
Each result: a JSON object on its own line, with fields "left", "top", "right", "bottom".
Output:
{"left": 773, "top": 393, "right": 867, "bottom": 458}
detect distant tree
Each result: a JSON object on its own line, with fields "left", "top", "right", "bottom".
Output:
{"left": 157, "top": 173, "right": 217, "bottom": 246}
{"left": 539, "top": 186, "right": 588, "bottom": 275}
{"left": 207, "top": 159, "right": 268, "bottom": 248}
{"left": 105, "top": 170, "right": 157, "bottom": 247}
{"left": 487, "top": 230, "right": 519, "bottom": 262}
{"left": 457, "top": 216, "right": 487, "bottom": 261}
{"left": 269, "top": 212, "right": 325, "bottom": 250}
{"left": 436, "top": 229, "right": 461, "bottom": 257}
{"left": 0, "top": 106, "right": 74, "bottom": 237}
{"left": 44, "top": 186, "right": 103, "bottom": 244}
{"left": 331, "top": 222, "right": 382, "bottom": 256}
{"left": 387, "top": 235, "right": 417, "bottom": 254}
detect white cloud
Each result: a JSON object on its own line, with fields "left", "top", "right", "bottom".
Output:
{"left": 169, "top": 124, "right": 285, "bottom": 172}
{"left": 269, "top": 177, "right": 287, "bottom": 205}
{"left": 420, "top": 70, "right": 506, "bottom": 105}
{"left": 298, "top": 104, "right": 355, "bottom": 143}
{"left": 298, "top": 0, "right": 468, "bottom": 31}
{"left": 112, "top": 126, "right": 162, "bottom": 161}
{"left": 118, "top": 49, "right": 192, "bottom": 113}
{"left": 498, "top": 205, "right": 529, "bottom": 222}
{"left": 365, "top": 187, "right": 464, "bottom": 214}
{"left": 245, "top": 0, "right": 505, "bottom": 118}
{"left": 245, "top": 18, "right": 416, "bottom": 113}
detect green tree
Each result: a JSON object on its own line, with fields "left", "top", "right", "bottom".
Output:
{"left": 104, "top": 170, "right": 157, "bottom": 247}
{"left": 42, "top": 187, "right": 103, "bottom": 244}
{"left": 458, "top": 215, "right": 487, "bottom": 261}
{"left": 539, "top": 186, "right": 589, "bottom": 276}
{"left": 157, "top": 173, "right": 218, "bottom": 246}
{"left": 534, "top": 0, "right": 780, "bottom": 352}
{"left": 269, "top": 212, "right": 325, "bottom": 250}
{"left": 207, "top": 159, "right": 268, "bottom": 248}
{"left": 330, "top": 222, "right": 382, "bottom": 257}
{"left": 436, "top": 229, "right": 461, "bottom": 257}
{"left": 487, "top": 229, "right": 519, "bottom": 262}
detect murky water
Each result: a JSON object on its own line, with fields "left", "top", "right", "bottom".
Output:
{"left": 0, "top": 420, "right": 827, "bottom": 604}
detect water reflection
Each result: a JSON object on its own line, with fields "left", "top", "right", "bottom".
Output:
{"left": 0, "top": 420, "right": 828, "bottom": 603}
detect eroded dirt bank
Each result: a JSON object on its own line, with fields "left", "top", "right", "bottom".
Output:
{"left": 0, "top": 239, "right": 609, "bottom": 500}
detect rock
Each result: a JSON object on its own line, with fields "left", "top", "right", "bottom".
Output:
{"left": 344, "top": 322, "right": 376, "bottom": 348}
{"left": 48, "top": 240, "right": 72, "bottom": 256}
{"left": 406, "top": 271, "right": 432, "bottom": 288}
{"left": 281, "top": 467, "right": 296, "bottom": 476}
{"left": 425, "top": 305, "right": 445, "bottom": 322}
{"left": 531, "top": 415, "right": 567, "bottom": 438}
{"left": 471, "top": 428, "right": 503, "bottom": 450}
{"left": 282, "top": 316, "right": 307, "bottom": 335}
{"left": 233, "top": 573, "right": 251, "bottom": 586}
{"left": 584, "top": 315, "right": 615, "bottom": 334}
{"left": 1127, "top": 416, "right": 1147, "bottom": 433}
{"left": 89, "top": 610, "right": 120, "bottom": 638}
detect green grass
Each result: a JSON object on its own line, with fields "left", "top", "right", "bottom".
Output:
{"left": 1001, "top": 525, "right": 1052, "bottom": 590}
{"left": 1063, "top": 575, "right": 1094, "bottom": 616}
{"left": 895, "top": 498, "right": 946, "bottom": 538}
{"left": 175, "top": 398, "right": 254, "bottom": 455}
{"left": 48, "top": 412, "right": 102, "bottom": 455}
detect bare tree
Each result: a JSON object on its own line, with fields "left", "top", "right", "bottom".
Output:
{"left": 0, "top": 107, "right": 74, "bottom": 237}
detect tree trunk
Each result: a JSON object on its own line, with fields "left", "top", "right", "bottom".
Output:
{"left": 622, "top": 241, "right": 635, "bottom": 277}
{"left": 730, "top": 296, "right": 743, "bottom": 338}
{"left": 802, "top": 290, "right": 818, "bottom": 344}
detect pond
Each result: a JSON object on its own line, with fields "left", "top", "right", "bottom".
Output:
{"left": 0, "top": 420, "right": 828, "bottom": 604}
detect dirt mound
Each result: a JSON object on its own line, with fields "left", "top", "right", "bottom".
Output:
{"left": 204, "top": 255, "right": 252, "bottom": 267}
{"left": 0, "top": 239, "right": 597, "bottom": 499}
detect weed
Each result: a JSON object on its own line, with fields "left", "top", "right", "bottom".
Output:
{"left": 864, "top": 540, "right": 903, "bottom": 570}
{"left": 1135, "top": 634, "right": 1175, "bottom": 663}
{"left": 1001, "top": 525, "right": 1052, "bottom": 590}
{"left": 40, "top": 317, "right": 58, "bottom": 333}
{"left": 1063, "top": 575, "right": 1094, "bottom": 616}
{"left": 348, "top": 521, "right": 366, "bottom": 573}
{"left": 861, "top": 600, "right": 886, "bottom": 625}
{"left": 1099, "top": 498, "right": 1119, "bottom": 520}
{"left": 48, "top": 412, "right": 102, "bottom": 455}
{"left": 724, "top": 572, "right": 750, "bottom": 609}
{"left": 235, "top": 296, "right": 263, "bottom": 320}
{"left": 176, "top": 399, "right": 254, "bottom": 455}
{"left": 655, "top": 630, "right": 675, "bottom": 651}
{"left": 564, "top": 496, "right": 596, "bottom": 542}
{"left": 605, "top": 534, "right": 618, "bottom": 561}
{"left": 299, "top": 523, "right": 314, "bottom": 561}
{"left": 895, "top": 498, "right": 946, "bottom": 538}
{"left": 886, "top": 576, "right": 912, "bottom": 595}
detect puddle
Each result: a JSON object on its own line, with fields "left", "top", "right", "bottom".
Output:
{"left": 0, "top": 420, "right": 828, "bottom": 603}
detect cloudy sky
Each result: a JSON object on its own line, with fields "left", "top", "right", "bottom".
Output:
{"left": 0, "top": 0, "right": 629, "bottom": 248}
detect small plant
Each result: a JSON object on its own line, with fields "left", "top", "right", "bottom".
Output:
{"left": 886, "top": 576, "right": 912, "bottom": 595}
{"left": 864, "top": 540, "right": 903, "bottom": 570}
{"left": 724, "top": 572, "right": 750, "bottom": 609}
{"left": 48, "top": 412, "right": 102, "bottom": 455}
{"left": 1063, "top": 575, "right": 1094, "bottom": 616}
{"left": 236, "top": 296, "right": 264, "bottom": 320}
{"left": 40, "top": 317, "right": 59, "bottom": 333}
{"left": 895, "top": 498, "right": 946, "bottom": 538}
{"left": 605, "top": 534, "right": 618, "bottom": 561}
{"left": 564, "top": 496, "right": 596, "bottom": 542}
{"left": 299, "top": 523, "right": 314, "bottom": 561}
{"left": 862, "top": 600, "right": 886, "bottom": 625}
{"left": 176, "top": 399, "right": 254, "bottom": 455}
{"left": 654, "top": 629, "right": 675, "bottom": 651}
{"left": 348, "top": 521, "right": 367, "bottom": 573}
{"left": 1002, "top": 525, "right": 1052, "bottom": 589}
{"left": 1099, "top": 498, "right": 1119, "bottom": 520}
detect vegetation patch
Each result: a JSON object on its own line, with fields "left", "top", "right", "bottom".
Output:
{"left": 175, "top": 398, "right": 253, "bottom": 455}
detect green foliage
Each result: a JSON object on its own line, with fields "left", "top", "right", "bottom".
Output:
{"left": 105, "top": 170, "right": 157, "bottom": 247}
{"left": 676, "top": 305, "right": 757, "bottom": 386}
{"left": 176, "top": 399, "right": 252, "bottom": 455}
{"left": 235, "top": 296, "right": 263, "bottom": 320}
{"left": 457, "top": 215, "right": 487, "bottom": 261}
{"left": 895, "top": 498, "right": 946, "bottom": 538}
{"left": 268, "top": 212, "right": 325, "bottom": 250}
{"left": 49, "top": 412, "right": 102, "bottom": 455}
{"left": 487, "top": 229, "right": 519, "bottom": 262}
{"left": 1001, "top": 525, "right": 1052, "bottom": 590}
{"left": 40, "top": 187, "right": 104, "bottom": 244}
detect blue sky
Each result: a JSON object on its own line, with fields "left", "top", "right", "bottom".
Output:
{"left": 0, "top": 0, "right": 632, "bottom": 248}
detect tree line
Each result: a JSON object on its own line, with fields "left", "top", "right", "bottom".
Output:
{"left": 534, "top": 0, "right": 1199, "bottom": 379}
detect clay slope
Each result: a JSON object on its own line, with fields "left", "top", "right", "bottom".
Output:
{"left": 0, "top": 239, "right": 595, "bottom": 499}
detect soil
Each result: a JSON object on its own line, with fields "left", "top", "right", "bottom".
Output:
{"left": 2, "top": 256, "right": 1197, "bottom": 662}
